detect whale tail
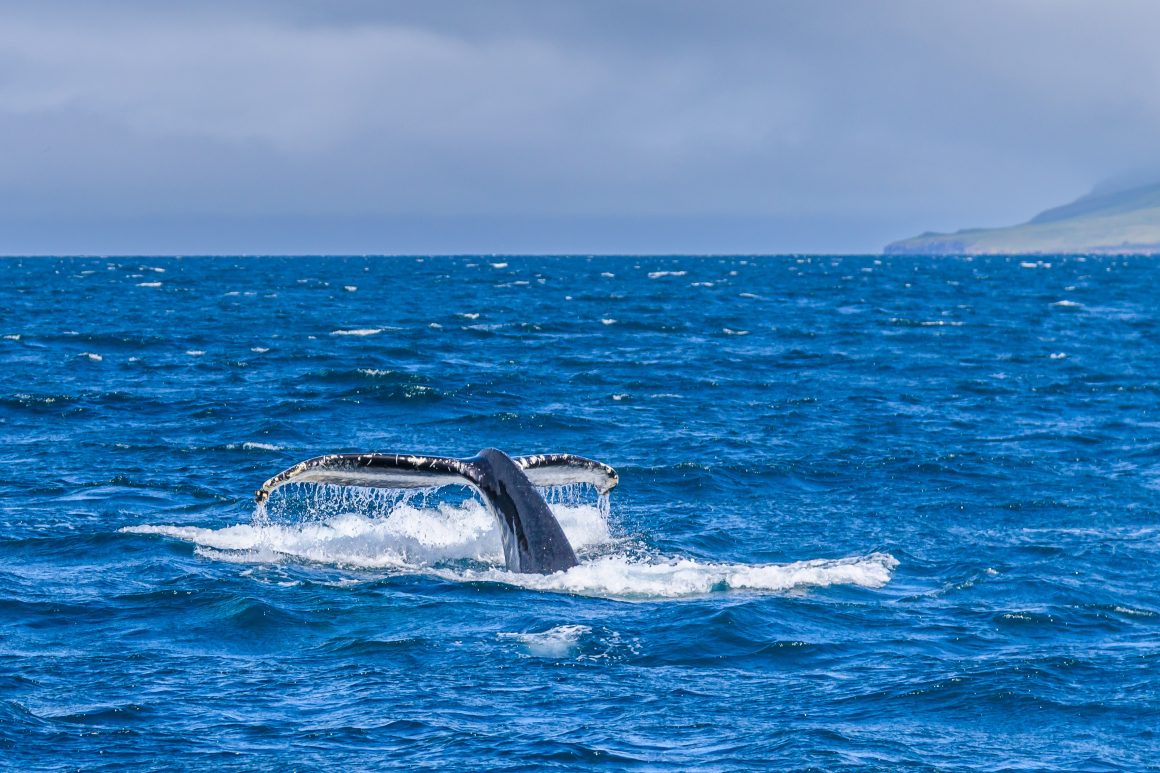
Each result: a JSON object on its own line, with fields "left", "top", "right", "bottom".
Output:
{"left": 255, "top": 448, "right": 617, "bottom": 574}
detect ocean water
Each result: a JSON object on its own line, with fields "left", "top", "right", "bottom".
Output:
{"left": 1, "top": 255, "right": 1157, "bottom": 770}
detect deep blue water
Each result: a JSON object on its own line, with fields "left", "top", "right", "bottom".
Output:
{"left": 2, "top": 255, "right": 1158, "bottom": 770}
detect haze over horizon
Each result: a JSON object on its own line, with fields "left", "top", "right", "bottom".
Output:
{"left": 3, "top": 1, "right": 1159, "bottom": 255}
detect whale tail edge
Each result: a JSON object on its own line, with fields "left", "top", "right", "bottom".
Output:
{"left": 253, "top": 450, "right": 616, "bottom": 575}
{"left": 254, "top": 451, "right": 617, "bottom": 503}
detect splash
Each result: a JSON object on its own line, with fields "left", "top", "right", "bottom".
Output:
{"left": 123, "top": 486, "right": 896, "bottom": 600}
{"left": 448, "top": 553, "right": 898, "bottom": 599}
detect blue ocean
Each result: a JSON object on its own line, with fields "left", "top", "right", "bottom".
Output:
{"left": 2, "top": 255, "right": 1157, "bottom": 770}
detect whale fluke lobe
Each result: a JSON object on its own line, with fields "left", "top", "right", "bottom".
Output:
{"left": 512, "top": 453, "right": 618, "bottom": 494}
{"left": 255, "top": 449, "right": 617, "bottom": 574}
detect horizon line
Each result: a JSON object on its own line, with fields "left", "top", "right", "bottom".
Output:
{"left": 2, "top": 252, "right": 889, "bottom": 259}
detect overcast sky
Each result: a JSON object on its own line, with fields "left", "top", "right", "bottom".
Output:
{"left": 2, "top": 1, "right": 1158, "bottom": 254}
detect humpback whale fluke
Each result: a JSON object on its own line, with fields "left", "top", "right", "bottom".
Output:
{"left": 255, "top": 448, "right": 617, "bottom": 575}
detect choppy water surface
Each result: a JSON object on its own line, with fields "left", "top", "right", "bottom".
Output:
{"left": 1, "top": 255, "right": 1158, "bottom": 770}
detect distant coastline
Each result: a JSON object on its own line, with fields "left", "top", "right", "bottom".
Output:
{"left": 885, "top": 182, "right": 1160, "bottom": 255}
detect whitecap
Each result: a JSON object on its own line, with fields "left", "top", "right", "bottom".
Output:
{"left": 239, "top": 442, "right": 283, "bottom": 451}
{"left": 497, "top": 625, "right": 591, "bottom": 658}
{"left": 601, "top": 319, "right": 617, "bottom": 325}
{"left": 331, "top": 328, "right": 382, "bottom": 336}
{"left": 1113, "top": 606, "right": 1156, "bottom": 618}
{"left": 136, "top": 281, "right": 162, "bottom": 287}
{"left": 648, "top": 270, "right": 687, "bottom": 279}
{"left": 80, "top": 352, "right": 102, "bottom": 361}
{"left": 343, "top": 285, "right": 358, "bottom": 292}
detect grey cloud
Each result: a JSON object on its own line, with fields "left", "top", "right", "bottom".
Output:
{"left": 1, "top": 1, "right": 1158, "bottom": 253}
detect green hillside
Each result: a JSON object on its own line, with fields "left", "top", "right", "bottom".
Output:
{"left": 884, "top": 183, "right": 1160, "bottom": 255}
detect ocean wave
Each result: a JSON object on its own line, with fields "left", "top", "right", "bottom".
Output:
{"left": 330, "top": 328, "right": 385, "bottom": 336}
{"left": 224, "top": 441, "right": 284, "bottom": 452}
{"left": 497, "top": 624, "right": 592, "bottom": 657}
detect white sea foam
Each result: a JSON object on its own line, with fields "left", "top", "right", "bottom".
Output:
{"left": 454, "top": 553, "right": 898, "bottom": 598}
{"left": 250, "top": 347, "right": 270, "bottom": 353}
{"left": 497, "top": 625, "right": 591, "bottom": 657}
{"left": 601, "top": 318, "right": 617, "bottom": 325}
{"left": 122, "top": 495, "right": 897, "bottom": 601}
{"left": 490, "top": 262, "right": 508, "bottom": 269}
{"left": 3, "top": 334, "right": 21, "bottom": 341}
{"left": 331, "top": 328, "right": 383, "bottom": 336}
{"left": 648, "top": 270, "right": 687, "bottom": 279}
{"left": 136, "top": 281, "right": 162, "bottom": 287}
{"left": 1051, "top": 299, "right": 1083, "bottom": 308}
{"left": 1113, "top": 606, "right": 1155, "bottom": 618}
{"left": 239, "top": 442, "right": 283, "bottom": 451}
{"left": 80, "top": 352, "right": 103, "bottom": 361}
{"left": 185, "top": 350, "right": 205, "bottom": 356}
